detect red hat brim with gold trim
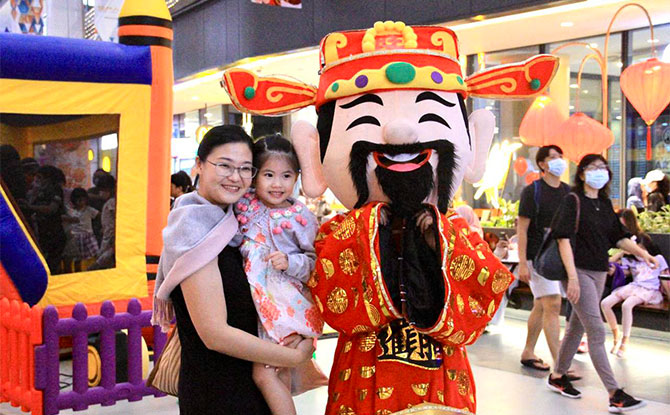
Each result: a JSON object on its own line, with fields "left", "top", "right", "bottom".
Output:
{"left": 222, "top": 21, "right": 559, "bottom": 116}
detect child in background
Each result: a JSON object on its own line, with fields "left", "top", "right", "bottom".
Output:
{"left": 63, "top": 188, "right": 100, "bottom": 272}
{"left": 601, "top": 233, "right": 668, "bottom": 357}
{"left": 233, "top": 134, "right": 325, "bottom": 415}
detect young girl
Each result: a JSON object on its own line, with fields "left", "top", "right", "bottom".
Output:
{"left": 63, "top": 188, "right": 100, "bottom": 272}
{"left": 233, "top": 134, "right": 325, "bottom": 415}
{"left": 601, "top": 233, "right": 668, "bottom": 358}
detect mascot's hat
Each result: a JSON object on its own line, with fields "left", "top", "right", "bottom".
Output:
{"left": 222, "top": 21, "right": 559, "bottom": 115}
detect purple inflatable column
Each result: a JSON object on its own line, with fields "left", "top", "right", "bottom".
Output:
{"left": 126, "top": 299, "right": 142, "bottom": 402}
{"left": 38, "top": 306, "right": 60, "bottom": 415}
{"left": 70, "top": 303, "right": 89, "bottom": 411}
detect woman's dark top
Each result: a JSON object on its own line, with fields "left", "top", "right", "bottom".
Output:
{"left": 552, "top": 192, "right": 630, "bottom": 272}
{"left": 31, "top": 184, "right": 66, "bottom": 256}
{"left": 170, "top": 245, "right": 270, "bottom": 415}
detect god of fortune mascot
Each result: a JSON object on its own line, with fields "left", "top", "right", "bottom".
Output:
{"left": 223, "top": 21, "right": 559, "bottom": 415}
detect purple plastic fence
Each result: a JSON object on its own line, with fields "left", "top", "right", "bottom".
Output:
{"left": 33, "top": 299, "right": 167, "bottom": 415}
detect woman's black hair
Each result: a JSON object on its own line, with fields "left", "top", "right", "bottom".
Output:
{"left": 535, "top": 144, "right": 564, "bottom": 172}
{"left": 253, "top": 133, "right": 300, "bottom": 173}
{"left": 70, "top": 187, "right": 88, "bottom": 204}
{"left": 194, "top": 125, "right": 254, "bottom": 187}
{"left": 572, "top": 153, "right": 612, "bottom": 199}
{"left": 171, "top": 171, "right": 192, "bottom": 193}
{"left": 636, "top": 232, "right": 661, "bottom": 257}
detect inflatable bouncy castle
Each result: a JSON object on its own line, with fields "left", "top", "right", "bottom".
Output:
{"left": 0, "top": 1, "right": 173, "bottom": 413}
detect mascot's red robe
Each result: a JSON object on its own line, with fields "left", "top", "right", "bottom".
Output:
{"left": 309, "top": 203, "right": 514, "bottom": 415}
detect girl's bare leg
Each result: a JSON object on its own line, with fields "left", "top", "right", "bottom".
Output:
{"left": 252, "top": 362, "right": 296, "bottom": 415}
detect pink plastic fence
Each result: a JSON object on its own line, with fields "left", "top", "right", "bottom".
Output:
{"left": 34, "top": 299, "right": 167, "bottom": 415}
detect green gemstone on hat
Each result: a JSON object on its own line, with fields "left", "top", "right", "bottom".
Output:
{"left": 331, "top": 82, "right": 339, "bottom": 92}
{"left": 457, "top": 76, "right": 464, "bottom": 85}
{"left": 530, "top": 78, "right": 541, "bottom": 90}
{"left": 243, "top": 86, "right": 255, "bottom": 99}
{"left": 385, "top": 62, "right": 416, "bottom": 84}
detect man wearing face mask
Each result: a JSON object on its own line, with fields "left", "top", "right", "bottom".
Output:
{"left": 517, "top": 145, "right": 570, "bottom": 373}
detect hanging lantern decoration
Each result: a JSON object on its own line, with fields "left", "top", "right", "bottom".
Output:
{"left": 553, "top": 112, "right": 614, "bottom": 163}
{"left": 519, "top": 94, "right": 567, "bottom": 147}
{"left": 620, "top": 57, "right": 670, "bottom": 160}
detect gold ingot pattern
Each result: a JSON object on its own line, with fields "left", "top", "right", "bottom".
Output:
{"left": 365, "top": 301, "right": 381, "bottom": 326}
{"left": 465, "top": 330, "right": 478, "bottom": 345}
{"left": 343, "top": 341, "right": 352, "bottom": 353}
{"left": 492, "top": 269, "right": 512, "bottom": 294}
{"left": 476, "top": 249, "right": 486, "bottom": 260}
{"left": 333, "top": 216, "right": 356, "bottom": 240}
{"left": 376, "top": 411, "right": 392, "bottom": 415}
{"left": 477, "top": 267, "right": 490, "bottom": 286}
{"left": 446, "top": 369, "right": 457, "bottom": 381}
{"left": 331, "top": 392, "right": 340, "bottom": 402}
{"left": 449, "top": 255, "right": 475, "bottom": 281}
{"left": 307, "top": 270, "right": 319, "bottom": 288}
{"left": 487, "top": 299, "right": 496, "bottom": 317}
{"left": 330, "top": 220, "right": 341, "bottom": 232}
{"left": 360, "top": 365, "right": 375, "bottom": 378}
{"left": 443, "top": 345, "right": 454, "bottom": 356}
{"left": 339, "top": 368, "right": 351, "bottom": 381}
{"left": 376, "top": 386, "right": 394, "bottom": 400}
{"left": 338, "top": 405, "right": 355, "bottom": 415}
{"left": 437, "top": 390, "right": 444, "bottom": 403}
{"left": 327, "top": 287, "right": 349, "bottom": 314}
{"left": 358, "top": 332, "right": 377, "bottom": 352}
{"left": 468, "top": 296, "right": 485, "bottom": 318}
{"left": 358, "top": 389, "right": 368, "bottom": 401}
{"left": 411, "top": 383, "right": 429, "bottom": 397}
{"left": 456, "top": 294, "right": 465, "bottom": 314}
{"left": 457, "top": 371, "right": 470, "bottom": 396}
{"left": 314, "top": 295, "right": 324, "bottom": 313}
{"left": 339, "top": 248, "right": 360, "bottom": 275}
{"left": 315, "top": 231, "right": 327, "bottom": 242}
{"left": 470, "top": 394, "right": 475, "bottom": 404}
{"left": 352, "top": 287, "right": 360, "bottom": 308}
{"left": 321, "top": 258, "right": 335, "bottom": 279}
{"left": 447, "top": 330, "right": 465, "bottom": 344}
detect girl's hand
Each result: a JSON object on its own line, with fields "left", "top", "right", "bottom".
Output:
{"left": 266, "top": 251, "right": 289, "bottom": 271}
{"left": 567, "top": 277, "right": 580, "bottom": 304}
{"left": 294, "top": 338, "right": 315, "bottom": 365}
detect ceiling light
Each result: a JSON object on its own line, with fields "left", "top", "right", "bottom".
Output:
{"left": 647, "top": 38, "right": 659, "bottom": 44}
{"left": 616, "top": 116, "right": 622, "bottom": 120}
{"left": 582, "top": 90, "right": 588, "bottom": 94}
{"left": 589, "top": 43, "right": 598, "bottom": 48}
{"left": 615, "top": 99, "right": 621, "bottom": 103}
{"left": 569, "top": 105, "right": 575, "bottom": 110}
{"left": 191, "top": 96, "right": 199, "bottom": 100}
{"left": 570, "top": 83, "right": 578, "bottom": 88}
{"left": 560, "top": 21, "right": 574, "bottom": 27}
{"left": 204, "top": 112, "right": 213, "bottom": 118}
{"left": 616, "top": 61, "right": 623, "bottom": 68}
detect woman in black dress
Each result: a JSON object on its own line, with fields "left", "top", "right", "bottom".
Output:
{"left": 166, "top": 126, "right": 315, "bottom": 414}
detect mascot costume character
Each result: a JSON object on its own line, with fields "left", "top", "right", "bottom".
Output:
{"left": 223, "top": 21, "right": 559, "bottom": 415}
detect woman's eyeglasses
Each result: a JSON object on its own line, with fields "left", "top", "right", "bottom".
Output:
{"left": 206, "top": 160, "right": 257, "bottom": 179}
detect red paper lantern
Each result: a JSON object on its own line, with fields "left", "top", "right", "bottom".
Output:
{"left": 513, "top": 157, "right": 528, "bottom": 176}
{"left": 620, "top": 58, "right": 670, "bottom": 160}
{"left": 519, "top": 94, "right": 567, "bottom": 147}
{"left": 525, "top": 171, "right": 540, "bottom": 185}
{"left": 553, "top": 113, "right": 614, "bottom": 163}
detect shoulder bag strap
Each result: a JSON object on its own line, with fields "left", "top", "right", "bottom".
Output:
{"left": 569, "top": 192, "right": 580, "bottom": 234}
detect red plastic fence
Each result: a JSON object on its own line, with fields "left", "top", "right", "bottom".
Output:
{"left": 0, "top": 298, "right": 44, "bottom": 415}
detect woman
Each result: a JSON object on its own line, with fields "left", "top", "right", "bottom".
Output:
{"left": 643, "top": 169, "right": 670, "bottom": 212}
{"left": 547, "top": 154, "right": 657, "bottom": 413}
{"left": 151, "top": 126, "right": 314, "bottom": 414}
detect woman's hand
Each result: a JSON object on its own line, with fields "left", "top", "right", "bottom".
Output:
{"left": 641, "top": 252, "right": 659, "bottom": 269}
{"left": 518, "top": 261, "right": 531, "bottom": 283}
{"left": 493, "top": 241, "right": 509, "bottom": 260}
{"left": 567, "top": 277, "right": 580, "bottom": 304}
{"left": 266, "top": 251, "right": 289, "bottom": 271}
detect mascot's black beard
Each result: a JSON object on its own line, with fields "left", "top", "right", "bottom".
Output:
{"left": 349, "top": 140, "right": 457, "bottom": 216}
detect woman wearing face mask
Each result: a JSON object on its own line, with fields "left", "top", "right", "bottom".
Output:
{"left": 547, "top": 154, "right": 658, "bottom": 413}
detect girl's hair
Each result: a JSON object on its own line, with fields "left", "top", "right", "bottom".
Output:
{"left": 253, "top": 133, "right": 300, "bottom": 173}
{"left": 572, "top": 153, "right": 612, "bottom": 199}
{"left": 619, "top": 208, "right": 641, "bottom": 237}
{"left": 195, "top": 125, "right": 254, "bottom": 187}
{"left": 70, "top": 187, "right": 88, "bottom": 204}
{"left": 636, "top": 232, "right": 661, "bottom": 257}
{"left": 171, "top": 171, "right": 192, "bottom": 193}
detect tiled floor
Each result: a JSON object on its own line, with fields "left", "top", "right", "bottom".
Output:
{"left": 2, "top": 309, "right": 668, "bottom": 415}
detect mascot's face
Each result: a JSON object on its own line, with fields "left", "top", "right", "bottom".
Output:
{"left": 321, "top": 89, "right": 472, "bottom": 214}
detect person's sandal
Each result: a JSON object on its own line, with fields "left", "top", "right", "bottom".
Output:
{"left": 616, "top": 343, "right": 627, "bottom": 358}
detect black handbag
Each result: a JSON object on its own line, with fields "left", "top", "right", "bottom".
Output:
{"left": 533, "top": 193, "right": 580, "bottom": 281}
